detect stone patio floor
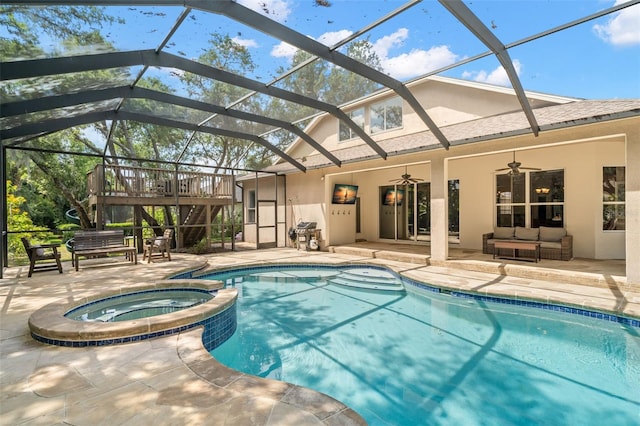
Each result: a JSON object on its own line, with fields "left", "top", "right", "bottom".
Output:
{"left": 1, "top": 246, "right": 638, "bottom": 425}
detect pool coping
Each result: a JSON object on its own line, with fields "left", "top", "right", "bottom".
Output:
{"left": 22, "top": 257, "right": 637, "bottom": 426}
{"left": 178, "top": 328, "right": 367, "bottom": 425}
{"left": 28, "top": 279, "right": 237, "bottom": 345}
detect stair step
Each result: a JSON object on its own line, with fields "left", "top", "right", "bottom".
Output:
{"left": 339, "top": 268, "right": 402, "bottom": 285}
{"left": 329, "top": 275, "right": 405, "bottom": 292}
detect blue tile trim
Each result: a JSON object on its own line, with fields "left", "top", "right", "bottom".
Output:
{"left": 33, "top": 298, "right": 237, "bottom": 348}
{"left": 402, "top": 276, "right": 640, "bottom": 329}
{"left": 197, "top": 263, "right": 640, "bottom": 330}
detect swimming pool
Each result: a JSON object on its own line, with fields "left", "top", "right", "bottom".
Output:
{"left": 201, "top": 264, "right": 640, "bottom": 426}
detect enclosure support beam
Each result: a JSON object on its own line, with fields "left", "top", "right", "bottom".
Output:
{"left": 0, "top": 144, "right": 6, "bottom": 278}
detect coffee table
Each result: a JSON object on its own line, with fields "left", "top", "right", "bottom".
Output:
{"left": 493, "top": 240, "right": 541, "bottom": 262}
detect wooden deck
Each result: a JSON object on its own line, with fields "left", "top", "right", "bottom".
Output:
{"left": 87, "top": 164, "right": 234, "bottom": 205}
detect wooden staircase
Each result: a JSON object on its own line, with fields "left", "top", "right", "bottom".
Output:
{"left": 180, "top": 205, "right": 223, "bottom": 247}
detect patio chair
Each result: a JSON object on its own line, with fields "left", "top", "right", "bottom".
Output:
{"left": 21, "top": 237, "right": 63, "bottom": 278}
{"left": 143, "top": 228, "right": 173, "bottom": 263}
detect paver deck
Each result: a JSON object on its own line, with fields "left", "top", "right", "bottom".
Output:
{"left": 1, "top": 246, "right": 638, "bottom": 425}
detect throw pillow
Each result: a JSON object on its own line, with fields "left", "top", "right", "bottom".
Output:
{"left": 539, "top": 226, "right": 567, "bottom": 242}
{"left": 515, "top": 226, "right": 539, "bottom": 241}
{"left": 493, "top": 227, "right": 515, "bottom": 239}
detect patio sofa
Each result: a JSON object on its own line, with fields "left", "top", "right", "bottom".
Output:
{"left": 482, "top": 226, "right": 573, "bottom": 261}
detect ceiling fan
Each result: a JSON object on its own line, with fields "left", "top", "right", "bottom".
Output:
{"left": 390, "top": 166, "right": 424, "bottom": 185}
{"left": 495, "top": 151, "right": 541, "bottom": 175}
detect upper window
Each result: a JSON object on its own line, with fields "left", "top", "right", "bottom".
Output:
{"left": 602, "top": 166, "right": 625, "bottom": 231}
{"left": 370, "top": 97, "right": 402, "bottom": 134}
{"left": 338, "top": 108, "right": 365, "bottom": 142}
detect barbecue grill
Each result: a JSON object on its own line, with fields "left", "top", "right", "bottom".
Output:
{"left": 295, "top": 222, "right": 318, "bottom": 251}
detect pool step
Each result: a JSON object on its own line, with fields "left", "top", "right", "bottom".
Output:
{"left": 329, "top": 268, "right": 405, "bottom": 292}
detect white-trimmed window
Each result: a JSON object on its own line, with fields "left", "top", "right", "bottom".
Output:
{"left": 247, "top": 190, "right": 256, "bottom": 223}
{"left": 495, "top": 169, "right": 564, "bottom": 228}
{"left": 370, "top": 97, "right": 402, "bottom": 134}
{"left": 338, "top": 107, "right": 365, "bottom": 142}
{"left": 602, "top": 166, "right": 625, "bottom": 230}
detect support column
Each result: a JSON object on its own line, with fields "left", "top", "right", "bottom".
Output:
{"left": 430, "top": 155, "right": 448, "bottom": 262}
{"left": 626, "top": 132, "right": 640, "bottom": 286}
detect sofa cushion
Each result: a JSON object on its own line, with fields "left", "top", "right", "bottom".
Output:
{"left": 539, "top": 241, "right": 562, "bottom": 249}
{"left": 539, "top": 226, "right": 567, "bottom": 242}
{"left": 515, "top": 226, "right": 539, "bottom": 241}
{"left": 493, "top": 227, "right": 515, "bottom": 239}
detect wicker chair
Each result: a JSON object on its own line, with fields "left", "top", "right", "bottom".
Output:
{"left": 21, "top": 237, "right": 63, "bottom": 277}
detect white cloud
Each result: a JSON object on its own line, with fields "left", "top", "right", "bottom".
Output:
{"left": 271, "top": 41, "right": 297, "bottom": 59}
{"left": 317, "top": 30, "right": 354, "bottom": 47}
{"left": 372, "top": 28, "right": 409, "bottom": 58}
{"left": 370, "top": 28, "right": 459, "bottom": 79}
{"left": 593, "top": 1, "right": 640, "bottom": 46}
{"left": 232, "top": 37, "right": 258, "bottom": 49}
{"left": 382, "top": 46, "right": 459, "bottom": 79}
{"left": 462, "top": 60, "right": 523, "bottom": 87}
{"left": 237, "top": 0, "right": 292, "bottom": 22}
{"left": 271, "top": 30, "right": 354, "bottom": 60}
{"left": 270, "top": 25, "right": 460, "bottom": 80}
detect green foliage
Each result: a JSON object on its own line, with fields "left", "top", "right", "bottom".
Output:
{"left": 6, "top": 180, "right": 53, "bottom": 259}
{"left": 187, "top": 238, "right": 211, "bottom": 255}
{"left": 59, "top": 223, "right": 82, "bottom": 246}
{"left": 106, "top": 222, "right": 135, "bottom": 236}
{"left": 0, "top": 5, "right": 121, "bottom": 49}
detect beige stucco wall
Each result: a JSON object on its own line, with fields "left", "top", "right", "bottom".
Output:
{"left": 269, "top": 118, "right": 635, "bottom": 261}
{"left": 448, "top": 137, "right": 626, "bottom": 259}
{"left": 285, "top": 78, "right": 570, "bottom": 161}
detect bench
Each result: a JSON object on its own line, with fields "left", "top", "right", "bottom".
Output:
{"left": 72, "top": 230, "right": 137, "bottom": 271}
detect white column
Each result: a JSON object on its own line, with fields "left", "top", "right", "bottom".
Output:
{"left": 430, "top": 155, "right": 448, "bottom": 262}
{"left": 626, "top": 132, "right": 640, "bottom": 286}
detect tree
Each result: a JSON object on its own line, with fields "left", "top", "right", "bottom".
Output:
{"left": 179, "top": 33, "right": 273, "bottom": 170}
{"left": 5, "top": 180, "right": 50, "bottom": 257}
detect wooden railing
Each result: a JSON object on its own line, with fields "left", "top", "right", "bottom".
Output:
{"left": 87, "top": 165, "right": 233, "bottom": 199}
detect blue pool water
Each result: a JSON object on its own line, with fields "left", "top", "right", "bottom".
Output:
{"left": 203, "top": 265, "right": 640, "bottom": 426}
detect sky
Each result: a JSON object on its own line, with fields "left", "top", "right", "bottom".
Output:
{"left": 4, "top": 0, "right": 640, "bottom": 101}
{"left": 227, "top": 0, "right": 640, "bottom": 99}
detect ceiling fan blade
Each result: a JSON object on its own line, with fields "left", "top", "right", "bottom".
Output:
{"left": 495, "top": 167, "right": 511, "bottom": 172}
{"left": 520, "top": 166, "right": 542, "bottom": 171}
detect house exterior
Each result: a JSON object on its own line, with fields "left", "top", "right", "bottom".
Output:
{"left": 239, "top": 76, "right": 640, "bottom": 284}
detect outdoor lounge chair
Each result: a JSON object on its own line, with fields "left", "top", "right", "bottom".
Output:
{"left": 143, "top": 229, "right": 173, "bottom": 263}
{"left": 21, "top": 237, "right": 63, "bottom": 277}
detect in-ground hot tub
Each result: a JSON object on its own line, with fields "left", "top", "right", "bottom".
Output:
{"left": 65, "top": 289, "right": 214, "bottom": 322}
{"left": 28, "top": 280, "right": 237, "bottom": 347}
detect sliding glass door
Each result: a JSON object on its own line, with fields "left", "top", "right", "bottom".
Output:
{"left": 379, "top": 181, "right": 458, "bottom": 242}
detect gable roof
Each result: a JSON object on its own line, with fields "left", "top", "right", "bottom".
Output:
{"left": 262, "top": 99, "right": 640, "bottom": 174}
{"left": 4, "top": 1, "right": 636, "bottom": 173}
{"left": 279, "top": 75, "right": 580, "bottom": 160}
